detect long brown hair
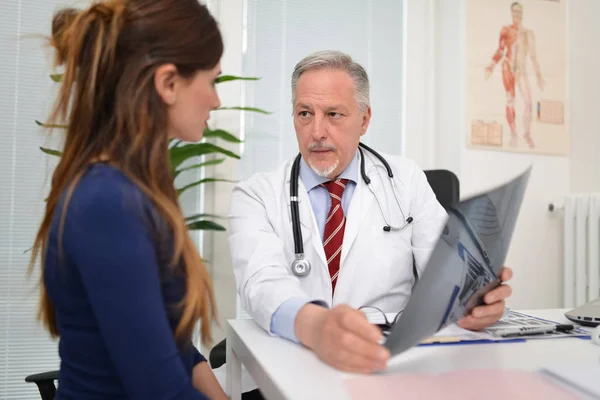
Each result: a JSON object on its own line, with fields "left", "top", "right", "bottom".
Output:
{"left": 29, "top": 0, "right": 223, "bottom": 346}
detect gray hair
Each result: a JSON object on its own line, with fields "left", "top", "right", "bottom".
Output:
{"left": 291, "top": 50, "right": 370, "bottom": 111}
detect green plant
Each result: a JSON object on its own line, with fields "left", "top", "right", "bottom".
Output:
{"left": 37, "top": 74, "right": 269, "bottom": 232}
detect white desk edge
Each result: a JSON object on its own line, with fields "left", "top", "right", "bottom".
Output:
{"left": 225, "top": 309, "right": 599, "bottom": 400}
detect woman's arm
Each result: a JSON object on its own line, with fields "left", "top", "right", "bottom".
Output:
{"left": 192, "top": 361, "right": 228, "bottom": 400}
{"left": 64, "top": 174, "right": 208, "bottom": 400}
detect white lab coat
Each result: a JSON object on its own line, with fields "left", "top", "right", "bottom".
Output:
{"left": 228, "top": 150, "right": 448, "bottom": 333}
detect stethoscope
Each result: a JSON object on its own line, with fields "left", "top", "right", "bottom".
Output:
{"left": 290, "top": 142, "right": 413, "bottom": 278}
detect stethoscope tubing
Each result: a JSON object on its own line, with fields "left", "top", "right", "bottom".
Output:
{"left": 290, "top": 143, "right": 411, "bottom": 277}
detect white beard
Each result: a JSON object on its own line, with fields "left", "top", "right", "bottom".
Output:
{"left": 308, "top": 158, "right": 339, "bottom": 178}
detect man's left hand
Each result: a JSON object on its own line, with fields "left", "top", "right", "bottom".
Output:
{"left": 458, "top": 267, "right": 513, "bottom": 331}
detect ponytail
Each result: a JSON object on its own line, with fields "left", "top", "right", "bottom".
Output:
{"left": 50, "top": 1, "right": 125, "bottom": 125}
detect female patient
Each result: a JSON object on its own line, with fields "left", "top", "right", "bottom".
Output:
{"left": 29, "top": 0, "right": 227, "bottom": 398}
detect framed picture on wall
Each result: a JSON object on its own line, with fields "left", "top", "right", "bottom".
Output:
{"left": 465, "top": 0, "right": 569, "bottom": 155}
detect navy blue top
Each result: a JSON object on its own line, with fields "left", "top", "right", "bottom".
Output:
{"left": 43, "top": 163, "right": 208, "bottom": 399}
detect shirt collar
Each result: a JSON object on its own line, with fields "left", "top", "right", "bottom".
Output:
{"left": 299, "top": 150, "right": 359, "bottom": 192}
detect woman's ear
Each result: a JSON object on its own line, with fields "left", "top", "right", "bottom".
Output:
{"left": 154, "top": 64, "right": 179, "bottom": 106}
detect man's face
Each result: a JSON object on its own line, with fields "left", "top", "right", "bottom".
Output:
{"left": 511, "top": 4, "right": 523, "bottom": 24}
{"left": 293, "top": 68, "right": 371, "bottom": 178}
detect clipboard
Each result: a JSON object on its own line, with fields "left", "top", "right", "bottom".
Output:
{"left": 417, "top": 310, "right": 590, "bottom": 348}
{"left": 418, "top": 337, "right": 526, "bottom": 346}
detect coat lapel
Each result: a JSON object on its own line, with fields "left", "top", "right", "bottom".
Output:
{"left": 284, "top": 152, "right": 385, "bottom": 274}
{"left": 340, "top": 152, "right": 379, "bottom": 266}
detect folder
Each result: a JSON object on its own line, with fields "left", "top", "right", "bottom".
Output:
{"left": 343, "top": 369, "right": 583, "bottom": 400}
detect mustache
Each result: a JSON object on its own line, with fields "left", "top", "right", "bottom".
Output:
{"left": 308, "top": 142, "right": 336, "bottom": 152}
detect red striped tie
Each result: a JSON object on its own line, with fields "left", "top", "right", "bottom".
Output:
{"left": 321, "top": 178, "right": 349, "bottom": 295}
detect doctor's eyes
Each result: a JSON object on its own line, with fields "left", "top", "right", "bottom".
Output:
{"left": 296, "top": 111, "right": 344, "bottom": 119}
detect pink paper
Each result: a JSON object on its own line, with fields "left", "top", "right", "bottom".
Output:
{"left": 344, "top": 369, "right": 580, "bottom": 400}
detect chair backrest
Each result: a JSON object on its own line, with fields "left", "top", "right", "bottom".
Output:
{"left": 423, "top": 169, "right": 460, "bottom": 209}
{"left": 25, "top": 370, "right": 58, "bottom": 400}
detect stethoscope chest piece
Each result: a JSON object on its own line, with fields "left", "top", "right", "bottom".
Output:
{"left": 292, "top": 255, "right": 311, "bottom": 277}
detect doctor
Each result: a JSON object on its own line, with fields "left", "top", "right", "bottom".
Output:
{"left": 228, "top": 50, "right": 513, "bottom": 374}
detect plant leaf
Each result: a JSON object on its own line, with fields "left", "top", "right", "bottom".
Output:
{"left": 186, "top": 220, "right": 226, "bottom": 231}
{"left": 169, "top": 143, "right": 240, "bottom": 170}
{"left": 50, "top": 73, "right": 63, "bottom": 82}
{"left": 215, "top": 75, "right": 260, "bottom": 84}
{"left": 184, "top": 213, "right": 226, "bottom": 222}
{"left": 203, "top": 128, "right": 242, "bottom": 143}
{"left": 174, "top": 158, "right": 226, "bottom": 178}
{"left": 36, "top": 120, "right": 67, "bottom": 129}
{"left": 216, "top": 106, "right": 271, "bottom": 115}
{"left": 177, "top": 178, "right": 236, "bottom": 196}
{"left": 40, "top": 147, "right": 63, "bottom": 157}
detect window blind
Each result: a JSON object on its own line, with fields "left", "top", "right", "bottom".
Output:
{"left": 0, "top": 1, "right": 64, "bottom": 398}
{"left": 238, "top": 0, "right": 404, "bottom": 179}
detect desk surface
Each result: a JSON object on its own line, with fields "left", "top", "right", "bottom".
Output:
{"left": 227, "top": 309, "right": 600, "bottom": 400}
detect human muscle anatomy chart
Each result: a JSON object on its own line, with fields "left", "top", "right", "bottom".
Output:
{"left": 466, "top": 0, "right": 568, "bottom": 155}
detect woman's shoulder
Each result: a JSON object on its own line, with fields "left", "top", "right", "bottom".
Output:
{"left": 57, "top": 163, "right": 158, "bottom": 237}
{"left": 71, "top": 163, "right": 148, "bottom": 207}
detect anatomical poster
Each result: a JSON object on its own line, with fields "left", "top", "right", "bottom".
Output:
{"left": 465, "top": 0, "right": 568, "bottom": 155}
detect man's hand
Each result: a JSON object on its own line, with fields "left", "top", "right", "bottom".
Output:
{"left": 294, "top": 304, "right": 390, "bottom": 373}
{"left": 458, "top": 267, "right": 513, "bottom": 331}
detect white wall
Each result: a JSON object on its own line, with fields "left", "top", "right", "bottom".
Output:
{"left": 432, "top": 0, "right": 600, "bottom": 309}
{"left": 237, "top": 0, "right": 405, "bottom": 178}
{"left": 202, "top": 0, "right": 245, "bottom": 347}
{"left": 568, "top": 0, "right": 600, "bottom": 194}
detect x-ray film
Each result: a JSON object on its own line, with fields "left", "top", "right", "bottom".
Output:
{"left": 384, "top": 166, "right": 532, "bottom": 356}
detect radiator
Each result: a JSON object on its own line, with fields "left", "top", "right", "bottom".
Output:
{"left": 563, "top": 194, "right": 600, "bottom": 308}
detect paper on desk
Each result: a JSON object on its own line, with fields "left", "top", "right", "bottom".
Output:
{"left": 367, "top": 311, "right": 590, "bottom": 344}
{"left": 424, "top": 324, "right": 590, "bottom": 344}
{"left": 364, "top": 313, "right": 501, "bottom": 343}
{"left": 343, "top": 369, "right": 581, "bottom": 400}
{"left": 424, "top": 323, "right": 498, "bottom": 342}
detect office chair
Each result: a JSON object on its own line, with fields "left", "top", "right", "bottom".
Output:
{"left": 208, "top": 168, "right": 461, "bottom": 370}
{"left": 25, "top": 370, "right": 58, "bottom": 400}
{"left": 423, "top": 169, "right": 460, "bottom": 209}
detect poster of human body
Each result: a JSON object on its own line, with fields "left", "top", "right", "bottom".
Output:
{"left": 466, "top": 0, "right": 568, "bottom": 155}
